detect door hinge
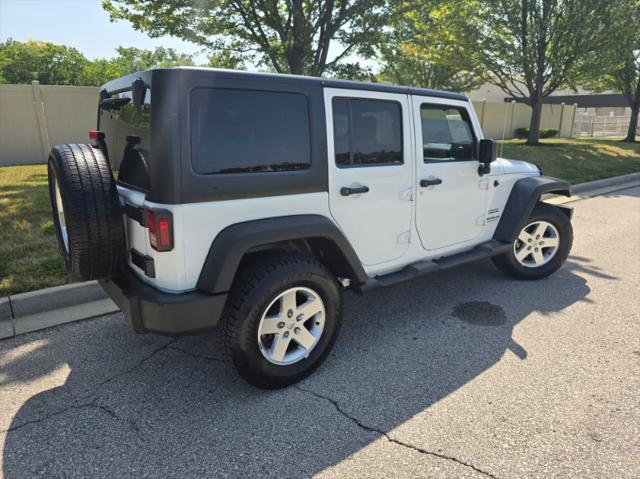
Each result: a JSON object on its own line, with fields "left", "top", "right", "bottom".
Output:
{"left": 397, "top": 231, "right": 411, "bottom": 244}
{"left": 479, "top": 178, "right": 490, "bottom": 190}
{"left": 399, "top": 187, "right": 413, "bottom": 201}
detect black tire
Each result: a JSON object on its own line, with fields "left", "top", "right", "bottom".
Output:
{"left": 221, "top": 253, "right": 342, "bottom": 389}
{"left": 492, "top": 202, "right": 573, "bottom": 280}
{"left": 47, "top": 144, "right": 124, "bottom": 281}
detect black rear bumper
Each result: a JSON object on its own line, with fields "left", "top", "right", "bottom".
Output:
{"left": 99, "top": 271, "right": 227, "bottom": 336}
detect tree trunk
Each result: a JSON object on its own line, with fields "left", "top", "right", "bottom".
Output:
{"left": 287, "top": 0, "right": 307, "bottom": 75}
{"left": 527, "top": 95, "right": 543, "bottom": 146}
{"left": 625, "top": 103, "right": 639, "bottom": 142}
{"left": 623, "top": 83, "right": 640, "bottom": 142}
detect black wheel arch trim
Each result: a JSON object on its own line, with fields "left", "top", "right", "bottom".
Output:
{"left": 196, "top": 215, "right": 367, "bottom": 294}
{"left": 493, "top": 175, "right": 572, "bottom": 243}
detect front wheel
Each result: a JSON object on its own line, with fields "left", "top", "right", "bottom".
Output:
{"left": 492, "top": 203, "right": 573, "bottom": 280}
{"left": 221, "top": 254, "right": 342, "bottom": 389}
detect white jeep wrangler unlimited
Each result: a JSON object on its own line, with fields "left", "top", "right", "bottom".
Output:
{"left": 47, "top": 68, "right": 573, "bottom": 388}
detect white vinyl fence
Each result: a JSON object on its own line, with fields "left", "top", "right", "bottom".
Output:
{"left": 472, "top": 100, "right": 576, "bottom": 140}
{"left": 0, "top": 82, "right": 578, "bottom": 166}
{"left": 0, "top": 82, "right": 99, "bottom": 166}
{"left": 572, "top": 113, "right": 639, "bottom": 138}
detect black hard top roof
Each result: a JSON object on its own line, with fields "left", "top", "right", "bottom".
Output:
{"left": 102, "top": 67, "right": 468, "bottom": 102}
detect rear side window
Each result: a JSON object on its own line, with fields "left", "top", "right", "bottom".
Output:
{"left": 190, "top": 88, "right": 311, "bottom": 174}
{"left": 332, "top": 98, "right": 403, "bottom": 167}
{"left": 98, "top": 88, "right": 151, "bottom": 169}
{"left": 421, "top": 105, "right": 476, "bottom": 162}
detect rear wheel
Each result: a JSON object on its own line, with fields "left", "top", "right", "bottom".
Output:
{"left": 221, "top": 254, "right": 342, "bottom": 389}
{"left": 492, "top": 203, "right": 573, "bottom": 280}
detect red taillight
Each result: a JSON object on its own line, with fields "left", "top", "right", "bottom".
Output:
{"left": 88, "top": 130, "right": 104, "bottom": 147}
{"left": 145, "top": 208, "right": 173, "bottom": 252}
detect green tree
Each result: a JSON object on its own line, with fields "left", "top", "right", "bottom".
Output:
{"left": 206, "top": 50, "right": 247, "bottom": 70}
{"left": 79, "top": 46, "right": 195, "bottom": 85}
{"left": 0, "top": 39, "right": 89, "bottom": 85}
{"left": 617, "top": 51, "right": 640, "bottom": 143}
{"left": 582, "top": 0, "right": 639, "bottom": 143}
{"left": 378, "top": 0, "right": 481, "bottom": 91}
{"left": 468, "top": 0, "right": 612, "bottom": 145}
{"left": 102, "top": 0, "right": 388, "bottom": 77}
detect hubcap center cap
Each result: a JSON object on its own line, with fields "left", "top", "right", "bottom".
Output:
{"left": 287, "top": 321, "right": 295, "bottom": 330}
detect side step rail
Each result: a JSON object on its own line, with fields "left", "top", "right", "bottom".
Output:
{"left": 359, "top": 240, "right": 511, "bottom": 292}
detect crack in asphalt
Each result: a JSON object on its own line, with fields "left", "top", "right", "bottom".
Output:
{"left": 77, "top": 338, "right": 180, "bottom": 401}
{"left": 2, "top": 398, "right": 142, "bottom": 439}
{"left": 2, "top": 402, "right": 96, "bottom": 433}
{"left": 3, "top": 336, "right": 497, "bottom": 477}
{"left": 294, "top": 385, "right": 499, "bottom": 479}
{"left": 94, "top": 402, "right": 143, "bottom": 440}
{"left": 168, "top": 345, "right": 228, "bottom": 364}
{"left": 2, "top": 338, "right": 179, "bottom": 435}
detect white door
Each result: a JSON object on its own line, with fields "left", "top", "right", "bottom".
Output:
{"left": 325, "top": 89, "right": 413, "bottom": 266}
{"left": 413, "top": 97, "right": 488, "bottom": 251}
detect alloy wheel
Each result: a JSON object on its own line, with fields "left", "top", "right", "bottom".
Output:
{"left": 257, "top": 286, "right": 325, "bottom": 366}
{"left": 513, "top": 220, "right": 560, "bottom": 268}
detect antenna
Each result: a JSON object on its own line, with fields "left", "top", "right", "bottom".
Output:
{"left": 499, "top": 100, "right": 510, "bottom": 158}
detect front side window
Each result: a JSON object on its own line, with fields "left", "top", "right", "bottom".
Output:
{"left": 332, "top": 98, "right": 403, "bottom": 167}
{"left": 421, "top": 105, "right": 475, "bottom": 162}
{"left": 190, "top": 88, "right": 311, "bottom": 174}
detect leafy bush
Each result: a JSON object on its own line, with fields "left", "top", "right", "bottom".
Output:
{"left": 516, "top": 127, "right": 559, "bottom": 139}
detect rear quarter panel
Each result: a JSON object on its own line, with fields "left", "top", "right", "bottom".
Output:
{"left": 144, "top": 192, "right": 332, "bottom": 292}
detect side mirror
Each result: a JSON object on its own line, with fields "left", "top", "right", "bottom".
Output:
{"left": 478, "top": 138, "right": 497, "bottom": 176}
{"left": 131, "top": 78, "right": 147, "bottom": 107}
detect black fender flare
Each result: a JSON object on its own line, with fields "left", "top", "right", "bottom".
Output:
{"left": 493, "top": 176, "right": 571, "bottom": 243}
{"left": 196, "top": 215, "right": 367, "bottom": 294}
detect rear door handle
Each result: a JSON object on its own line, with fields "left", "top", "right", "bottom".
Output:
{"left": 340, "top": 185, "right": 370, "bottom": 196}
{"left": 420, "top": 178, "right": 443, "bottom": 187}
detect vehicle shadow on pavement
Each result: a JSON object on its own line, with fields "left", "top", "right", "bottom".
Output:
{"left": 2, "top": 259, "right": 595, "bottom": 478}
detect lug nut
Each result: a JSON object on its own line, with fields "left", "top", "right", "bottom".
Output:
{"left": 294, "top": 327, "right": 300, "bottom": 334}
{"left": 287, "top": 310, "right": 293, "bottom": 318}
{"left": 277, "top": 322, "right": 285, "bottom": 329}
{"left": 283, "top": 331, "right": 289, "bottom": 338}
{"left": 296, "top": 314, "right": 304, "bottom": 322}
{"left": 528, "top": 238, "right": 532, "bottom": 243}
{"left": 534, "top": 247, "right": 539, "bottom": 252}
{"left": 528, "top": 246, "right": 532, "bottom": 250}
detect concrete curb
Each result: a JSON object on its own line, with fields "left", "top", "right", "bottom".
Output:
{"left": 544, "top": 172, "right": 640, "bottom": 205}
{"left": 0, "top": 281, "right": 118, "bottom": 339}
{"left": 571, "top": 172, "right": 640, "bottom": 195}
{"left": 1, "top": 171, "right": 639, "bottom": 340}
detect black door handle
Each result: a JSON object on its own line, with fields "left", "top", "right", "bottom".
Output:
{"left": 420, "top": 178, "right": 443, "bottom": 187}
{"left": 340, "top": 185, "right": 370, "bottom": 196}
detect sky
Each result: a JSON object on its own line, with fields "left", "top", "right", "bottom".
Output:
{"left": 0, "top": 0, "right": 369, "bottom": 69}
{"left": 0, "top": 0, "right": 209, "bottom": 62}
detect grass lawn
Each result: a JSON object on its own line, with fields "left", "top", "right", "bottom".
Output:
{"left": 0, "top": 137, "right": 639, "bottom": 296}
{"left": 498, "top": 137, "right": 640, "bottom": 184}
{"left": 0, "top": 165, "right": 67, "bottom": 296}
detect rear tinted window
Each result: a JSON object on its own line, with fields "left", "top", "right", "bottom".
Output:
{"left": 98, "top": 88, "right": 151, "bottom": 169}
{"left": 332, "top": 98, "right": 403, "bottom": 167}
{"left": 190, "top": 88, "right": 311, "bottom": 174}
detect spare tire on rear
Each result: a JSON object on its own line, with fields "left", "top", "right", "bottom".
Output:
{"left": 47, "top": 143, "right": 125, "bottom": 281}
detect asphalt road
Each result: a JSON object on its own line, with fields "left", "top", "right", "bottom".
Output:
{"left": 1, "top": 187, "right": 639, "bottom": 479}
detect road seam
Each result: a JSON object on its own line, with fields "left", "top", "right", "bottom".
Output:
{"left": 294, "top": 385, "right": 499, "bottom": 479}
